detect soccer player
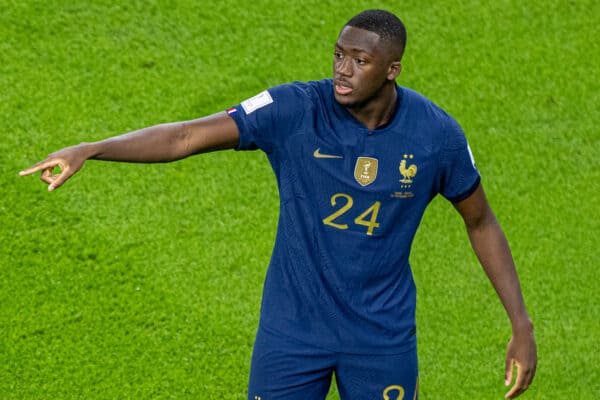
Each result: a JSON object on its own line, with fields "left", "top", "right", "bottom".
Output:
{"left": 20, "top": 9, "right": 537, "bottom": 399}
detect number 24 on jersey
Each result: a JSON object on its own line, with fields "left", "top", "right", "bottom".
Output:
{"left": 322, "top": 193, "right": 381, "bottom": 236}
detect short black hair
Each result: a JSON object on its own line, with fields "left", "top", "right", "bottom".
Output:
{"left": 345, "top": 9, "right": 407, "bottom": 61}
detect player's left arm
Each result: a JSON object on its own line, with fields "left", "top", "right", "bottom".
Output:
{"left": 453, "top": 183, "right": 537, "bottom": 399}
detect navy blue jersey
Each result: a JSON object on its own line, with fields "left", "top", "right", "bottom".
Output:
{"left": 227, "top": 79, "right": 480, "bottom": 354}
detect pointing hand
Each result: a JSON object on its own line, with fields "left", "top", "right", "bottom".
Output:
{"left": 20, "top": 144, "right": 90, "bottom": 191}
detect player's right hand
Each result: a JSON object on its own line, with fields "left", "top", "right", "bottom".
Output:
{"left": 19, "top": 144, "right": 90, "bottom": 191}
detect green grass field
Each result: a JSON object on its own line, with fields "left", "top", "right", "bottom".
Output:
{"left": 2, "top": 0, "right": 598, "bottom": 398}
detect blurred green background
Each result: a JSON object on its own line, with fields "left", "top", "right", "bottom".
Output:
{"left": 1, "top": 0, "right": 598, "bottom": 398}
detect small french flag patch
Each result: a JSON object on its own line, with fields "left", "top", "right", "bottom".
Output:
{"left": 227, "top": 107, "right": 238, "bottom": 115}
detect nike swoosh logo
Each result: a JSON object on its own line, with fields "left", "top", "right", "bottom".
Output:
{"left": 313, "top": 148, "right": 343, "bottom": 159}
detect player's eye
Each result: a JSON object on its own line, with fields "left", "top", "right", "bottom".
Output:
{"left": 334, "top": 51, "right": 344, "bottom": 59}
{"left": 355, "top": 58, "right": 367, "bottom": 65}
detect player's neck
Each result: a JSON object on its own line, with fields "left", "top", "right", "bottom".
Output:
{"left": 346, "top": 84, "right": 398, "bottom": 130}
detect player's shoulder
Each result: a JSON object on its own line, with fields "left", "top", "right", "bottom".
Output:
{"left": 400, "top": 87, "right": 455, "bottom": 123}
{"left": 269, "top": 79, "right": 331, "bottom": 102}
{"left": 400, "top": 86, "right": 464, "bottom": 139}
{"left": 260, "top": 80, "right": 332, "bottom": 123}
{"left": 249, "top": 80, "right": 327, "bottom": 126}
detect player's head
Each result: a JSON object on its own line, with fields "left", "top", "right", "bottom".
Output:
{"left": 345, "top": 9, "right": 407, "bottom": 62}
{"left": 333, "top": 10, "right": 406, "bottom": 107}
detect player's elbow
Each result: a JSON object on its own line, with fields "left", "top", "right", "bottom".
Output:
{"left": 463, "top": 206, "right": 498, "bottom": 233}
{"left": 170, "top": 121, "right": 196, "bottom": 160}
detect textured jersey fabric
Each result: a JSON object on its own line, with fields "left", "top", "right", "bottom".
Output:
{"left": 228, "top": 79, "right": 480, "bottom": 354}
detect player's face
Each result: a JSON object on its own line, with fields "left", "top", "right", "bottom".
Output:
{"left": 333, "top": 26, "right": 400, "bottom": 108}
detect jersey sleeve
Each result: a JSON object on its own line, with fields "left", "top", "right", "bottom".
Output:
{"left": 226, "top": 83, "right": 309, "bottom": 154}
{"left": 438, "top": 116, "right": 481, "bottom": 202}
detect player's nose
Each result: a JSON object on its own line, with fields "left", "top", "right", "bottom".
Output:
{"left": 335, "top": 57, "right": 353, "bottom": 77}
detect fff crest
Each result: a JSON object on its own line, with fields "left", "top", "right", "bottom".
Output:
{"left": 399, "top": 154, "right": 418, "bottom": 184}
{"left": 354, "top": 157, "right": 378, "bottom": 186}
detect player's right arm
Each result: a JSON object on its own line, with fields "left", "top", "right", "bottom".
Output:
{"left": 19, "top": 111, "right": 240, "bottom": 191}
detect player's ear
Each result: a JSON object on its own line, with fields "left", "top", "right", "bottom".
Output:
{"left": 387, "top": 61, "right": 401, "bottom": 80}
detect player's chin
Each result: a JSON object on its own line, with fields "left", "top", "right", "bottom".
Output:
{"left": 333, "top": 92, "right": 358, "bottom": 107}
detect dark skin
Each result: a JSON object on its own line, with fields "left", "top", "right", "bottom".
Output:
{"left": 333, "top": 26, "right": 401, "bottom": 129}
{"left": 454, "top": 185, "right": 537, "bottom": 398}
{"left": 20, "top": 23, "right": 536, "bottom": 399}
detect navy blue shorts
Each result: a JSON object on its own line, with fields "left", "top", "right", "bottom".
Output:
{"left": 248, "top": 327, "right": 418, "bottom": 400}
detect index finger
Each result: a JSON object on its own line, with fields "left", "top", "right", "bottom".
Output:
{"left": 19, "top": 159, "right": 60, "bottom": 177}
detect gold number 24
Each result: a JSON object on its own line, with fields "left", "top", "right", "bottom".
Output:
{"left": 322, "top": 193, "right": 381, "bottom": 236}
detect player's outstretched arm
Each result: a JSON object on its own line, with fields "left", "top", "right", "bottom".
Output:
{"left": 453, "top": 183, "right": 537, "bottom": 399}
{"left": 19, "top": 111, "right": 239, "bottom": 191}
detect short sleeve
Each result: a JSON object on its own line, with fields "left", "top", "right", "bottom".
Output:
{"left": 226, "top": 83, "right": 309, "bottom": 154}
{"left": 438, "top": 116, "right": 481, "bottom": 202}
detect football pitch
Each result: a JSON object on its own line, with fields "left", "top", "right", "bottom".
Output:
{"left": 1, "top": 0, "right": 598, "bottom": 398}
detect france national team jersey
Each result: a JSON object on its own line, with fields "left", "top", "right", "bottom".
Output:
{"left": 227, "top": 79, "right": 480, "bottom": 354}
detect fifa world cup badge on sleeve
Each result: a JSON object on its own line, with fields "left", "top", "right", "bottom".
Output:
{"left": 467, "top": 143, "right": 477, "bottom": 170}
{"left": 241, "top": 91, "right": 273, "bottom": 114}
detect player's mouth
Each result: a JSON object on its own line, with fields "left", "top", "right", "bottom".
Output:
{"left": 334, "top": 80, "right": 353, "bottom": 95}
